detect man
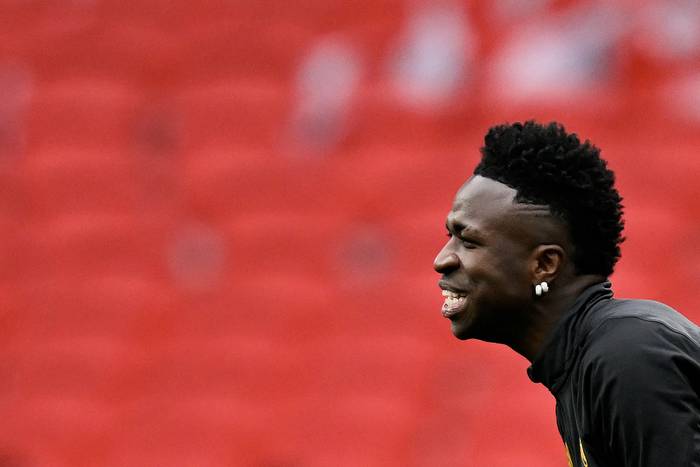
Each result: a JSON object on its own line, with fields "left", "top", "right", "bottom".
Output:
{"left": 433, "top": 121, "right": 700, "bottom": 466}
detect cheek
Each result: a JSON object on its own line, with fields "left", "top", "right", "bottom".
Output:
{"left": 468, "top": 249, "right": 529, "bottom": 292}
{"left": 457, "top": 251, "right": 487, "bottom": 277}
{"left": 492, "top": 255, "right": 532, "bottom": 298}
{"left": 458, "top": 245, "right": 529, "bottom": 292}
{"left": 460, "top": 249, "right": 499, "bottom": 275}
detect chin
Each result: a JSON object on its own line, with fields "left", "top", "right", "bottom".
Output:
{"left": 451, "top": 322, "right": 474, "bottom": 340}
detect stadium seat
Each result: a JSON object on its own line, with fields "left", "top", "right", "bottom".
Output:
{"left": 21, "top": 145, "right": 139, "bottom": 219}
{"left": 26, "top": 77, "right": 141, "bottom": 149}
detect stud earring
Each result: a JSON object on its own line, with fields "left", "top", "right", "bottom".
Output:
{"left": 535, "top": 281, "right": 549, "bottom": 297}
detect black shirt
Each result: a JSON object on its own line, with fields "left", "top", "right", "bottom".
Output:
{"left": 528, "top": 282, "right": 700, "bottom": 466}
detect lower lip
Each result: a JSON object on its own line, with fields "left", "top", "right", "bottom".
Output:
{"left": 442, "top": 296, "right": 468, "bottom": 319}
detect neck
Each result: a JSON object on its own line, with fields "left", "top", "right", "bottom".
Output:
{"left": 509, "top": 274, "right": 607, "bottom": 362}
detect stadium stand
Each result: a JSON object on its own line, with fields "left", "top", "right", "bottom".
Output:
{"left": 0, "top": 0, "right": 699, "bottom": 465}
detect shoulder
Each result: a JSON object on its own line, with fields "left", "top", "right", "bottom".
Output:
{"left": 586, "top": 298, "right": 700, "bottom": 350}
{"left": 573, "top": 300, "right": 700, "bottom": 467}
{"left": 581, "top": 299, "right": 700, "bottom": 378}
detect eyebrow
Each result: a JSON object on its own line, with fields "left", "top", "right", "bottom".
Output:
{"left": 445, "top": 219, "right": 483, "bottom": 238}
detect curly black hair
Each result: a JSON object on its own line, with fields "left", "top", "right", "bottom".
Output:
{"left": 474, "top": 120, "right": 624, "bottom": 277}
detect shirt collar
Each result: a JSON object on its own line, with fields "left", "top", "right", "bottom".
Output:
{"left": 526, "top": 281, "right": 613, "bottom": 394}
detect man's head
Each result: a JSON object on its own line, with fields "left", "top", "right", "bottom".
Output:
{"left": 434, "top": 121, "right": 624, "bottom": 344}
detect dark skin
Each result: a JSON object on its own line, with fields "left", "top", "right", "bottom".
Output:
{"left": 433, "top": 175, "right": 605, "bottom": 362}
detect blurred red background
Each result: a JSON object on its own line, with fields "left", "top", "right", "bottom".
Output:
{"left": 1, "top": 0, "right": 699, "bottom": 466}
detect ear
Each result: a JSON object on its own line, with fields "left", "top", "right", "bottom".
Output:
{"left": 529, "top": 244, "right": 565, "bottom": 284}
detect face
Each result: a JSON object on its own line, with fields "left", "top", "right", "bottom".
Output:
{"left": 433, "top": 175, "right": 547, "bottom": 343}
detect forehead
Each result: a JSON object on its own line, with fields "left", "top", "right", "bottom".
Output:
{"left": 448, "top": 175, "right": 517, "bottom": 224}
{"left": 447, "top": 175, "right": 551, "bottom": 241}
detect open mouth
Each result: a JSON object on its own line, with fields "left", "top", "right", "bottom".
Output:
{"left": 441, "top": 289, "right": 468, "bottom": 318}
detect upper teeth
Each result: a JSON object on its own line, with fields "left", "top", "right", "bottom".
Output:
{"left": 441, "top": 290, "right": 466, "bottom": 298}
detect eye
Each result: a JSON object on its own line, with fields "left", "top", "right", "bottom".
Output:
{"left": 461, "top": 239, "right": 477, "bottom": 249}
{"left": 459, "top": 235, "right": 480, "bottom": 249}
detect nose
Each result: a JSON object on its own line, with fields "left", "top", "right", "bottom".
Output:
{"left": 433, "top": 243, "right": 459, "bottom": 273}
